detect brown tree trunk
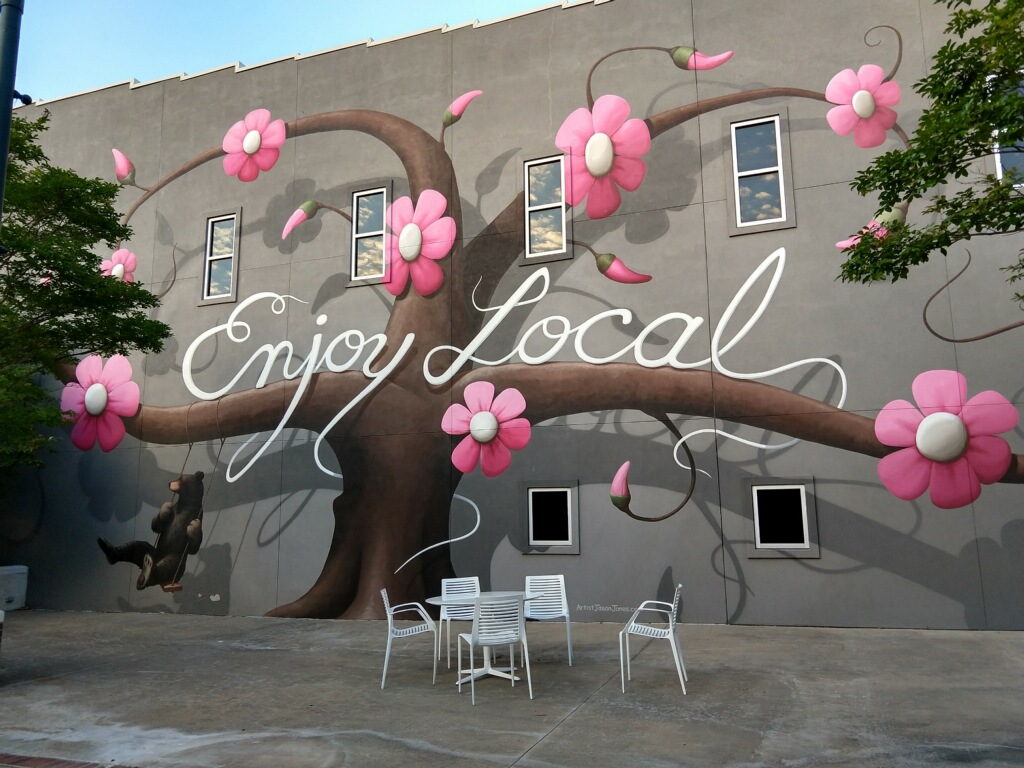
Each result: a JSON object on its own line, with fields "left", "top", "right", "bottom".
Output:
{"left": 266, "top": 432, "right": 458, "bottom": 619}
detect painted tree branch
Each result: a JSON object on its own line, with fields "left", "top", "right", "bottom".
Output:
{"left": 461, "top": 363, "right": 1024, "bottom": 484}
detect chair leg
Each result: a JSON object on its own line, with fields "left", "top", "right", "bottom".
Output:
{"left": 619, "top": 630, "right": 626, "bottom": 692}
{"left": 509, "top": 644, "right": 515, "bottom": 688}
{"left": 431, "top": 629, "right": 438, "bottom": 686}
{"left": 382, "top": 633, "right": 393, "bottom": 690}
{"left": 565, "top": 616, "right": 573, "bottom": 667}
{"left": 669, "top": 634, "right": 687, "bottom": 694}
{"left": 676, "top": 633, "right": 688, "bottom": 682}
{"left": 522, "top": 638, "right": 533, "bottom": 700}
{"left": 446, "top": 620, "right": 452, "bottom": 668}
{"left": 469, "top": 644, "right": 476, "bottom": 705}
{"left": 457, "top": 634, "right": 464, "bottom": 694}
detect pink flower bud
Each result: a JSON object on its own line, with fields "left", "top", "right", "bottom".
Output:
{"left": 610, "top": 461, "right": 632, "bottom": 512}
{"left": 670, "top": 47, "right": 733, "bottom": 71}
{"left": 835, "top": 220, "right": 888, "bottom": 250}
{"left": 111, "top": 148, "right": 135, "bottom": 184}
{"left": 443, "top": 90, "right": 483, "bottom": 127}
{"left": 595, "top": 253, "right": 652, "bottom": 284}
{"left": 282, "top": 200, "right": 320, "bottom": 239}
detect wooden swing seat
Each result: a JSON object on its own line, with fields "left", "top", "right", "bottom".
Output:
{"left": 161, "top": 582, "right": 183, "bottom": 593}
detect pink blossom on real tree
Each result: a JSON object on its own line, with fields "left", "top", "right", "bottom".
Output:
{"left": 444, "top": 90, "right": 483, "bottom": 127}
{"left": 441, "top": 381, "right": 531, "bottom": 478}
{"left": 60, "top": 355, "right": 141, "bottom": 452}
{"left": 670, "top": 46, "right": 734, "bottom": 71}
{"left": 111, "top": 149, "right": 135, "bottom": 185}
{"left": 595, "top": 252, "right": 652, "bottom": 283}
{"left": 384, "top": 189, "right": 456, "bottom": 297}
{"left": 282, "top": 200, "right": 320, "bottom": 239}
{"left": 610, "top": 461, "right": 632, "bottom": 511}
{"left": 555, "top": 94, "right": 652, "bottom": 219}
{"left": 875, "top": 369, "right": 1018, "bottom": 509}
{"left": 222, "top": 108, "right": 286, "bottom": 182}
{"left": 825, "top": 64, "right": 901, "bottom": 149}
{"left": 100, "top": 249, "right": 137, "bottom": 283}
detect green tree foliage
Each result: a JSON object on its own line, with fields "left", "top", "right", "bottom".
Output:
{"left": 0, "top": 113, "right": 169, "bottom": 482}
{"left": 838, "top": 0, "right": 1024, "bottom": 299}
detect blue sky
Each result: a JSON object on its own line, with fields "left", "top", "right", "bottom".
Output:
{"left": 15, "top": 1, "right": 569, "bottom": 103}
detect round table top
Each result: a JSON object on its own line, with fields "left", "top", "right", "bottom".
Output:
{"left": 425, "top": 590, "right": 540, "bottom": 606}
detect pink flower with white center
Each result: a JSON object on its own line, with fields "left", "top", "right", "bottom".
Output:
{"left": 221, "top": 108, "right": 286, "bottom": 182}
{"left": 441, "top": 381, "right": 531, "bottom": 478}
{"left": 384, "top": 189, "right": 456, "bottom": 297}
{"left": 555, "top": 94, "right": 651, "bottom": 219}
{"left": 100, "top": 249, "right": 137, "bottom": 282}
{"left": 60, "top": 355, "right": 140, "bottom": 452}
{"left": 825, "top": 64, "right": 901, "bottom": 149}
{"left": 111, "top": 149, "right": 135, "bottom": 184}
{"left": 875, "top": 370, "right": 1018, "bottom": 509}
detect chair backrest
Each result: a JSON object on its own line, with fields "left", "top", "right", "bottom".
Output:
{"left": 441, "top": 576, "right": 480, "bottom": 620}
{"left": 668, "top": 583, "right": 683, "bottom": 628}
{"left": 524, "top": 574, "right": 568, "bottom": 618}
{"left": 380, "top": 588, "right": 394, "bottom": 627}
{"left": 470, "top": 595, "right": 524, "bottom": 646}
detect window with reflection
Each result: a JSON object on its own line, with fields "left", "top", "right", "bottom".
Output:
{"left": 524, "top": 156, "right": 566, "bottom": 258}
{"left": 351, "top": 188, "right": 387, "bottom": 280}
{"left": 203, "top": 214, "right": 237, "bottom": 300}
{"left": 731, "top": 116, "right": 786, "bottom": 227}
{"left": 995, "top": 81, "right": 1024, "bottom": 186}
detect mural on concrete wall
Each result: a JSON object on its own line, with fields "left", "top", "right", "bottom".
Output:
{"left": 59, "top": 25, "right": 1022, "bottom": 618}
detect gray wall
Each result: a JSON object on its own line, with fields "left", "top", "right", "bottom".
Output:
{"left": 2, "top": 0, "right": 1022, "bottom": 629}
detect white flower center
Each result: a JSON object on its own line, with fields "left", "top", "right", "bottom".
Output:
{"left": 84, "top": 382, "right": 109, "bottom": 417}
{"left": 584, "top": 132, "right": 615, "bottom": 177}
{"left": 398, "top": 223, "right": 423, "bottom": 262}
{"left": 469, "top": 411, "right": 499, "bottom": 443}
{"left": 851, "top": 89, "right": 876, "bottom": 119}
{"left": 112, "top": 263, "right": 126, "bottom": 279}
{"left": 916, "top": 412, "right": 968, "bottom": 463}
{"left": 242, "top": 129, "right": 263, "bottom": 155}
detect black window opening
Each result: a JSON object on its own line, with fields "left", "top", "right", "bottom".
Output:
{"left": 752, "top": 484, "right": 809, "bottom": 549}
{"left": 528, "top": 487, "right": 572, "bottom": 546}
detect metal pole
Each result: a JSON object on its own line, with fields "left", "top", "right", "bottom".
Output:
{"left": 0, "top": 0, "right": 25, "bottom": 226}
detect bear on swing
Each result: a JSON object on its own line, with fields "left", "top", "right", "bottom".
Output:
{"left": 97, "top": 471, "right": 205, "bottom": 590}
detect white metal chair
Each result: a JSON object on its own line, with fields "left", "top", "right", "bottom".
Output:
{"left": 619, "top": 583, "right": 687, "bottom": 694}
{"left": 380, "top": 588, "right": 437, "bottom": 689}
{"left": 439, "top": 576, "right": 480, "bottom": 668}
{"left": 524, "top": 574, "right": 573, "bottom": 666}
{"left": 458, "top": 594, "right": 533, "bottom": 705}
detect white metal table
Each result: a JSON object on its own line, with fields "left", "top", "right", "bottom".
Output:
{"left": 426, "top": 590, "right": 539, "bottom": 684}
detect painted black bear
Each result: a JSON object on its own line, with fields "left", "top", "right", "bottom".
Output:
{"left": 97, "top": 471, "right": 205, "bottom": 590}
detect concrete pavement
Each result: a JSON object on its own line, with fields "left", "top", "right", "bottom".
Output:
{"left": 1, "top": 610, "right": 1023, "bottom": 767}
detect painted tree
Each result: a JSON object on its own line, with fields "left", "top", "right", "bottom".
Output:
{"left": 61, "top": 21, "right": 1024, "bottom": 619}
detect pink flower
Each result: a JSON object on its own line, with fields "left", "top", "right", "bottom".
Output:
{"left": 384, "top": 189, "right": 456, "bottom": 297}
{"left": 60, "top": 355, "right": 140, "bottom": 452}
{"left": 835, "top": 220, "right": 887, "bottom": 250}
{"left": 222, "top": 108, "right": 286, "bottom": 182}
{"left": 875, "top": 370, "right": 1018, "bottom": 509}
{"left": 111, "top": 149, "right": 135, "bottom": 184}
{"left": 825, "top": 64, "right": 901, "bottom": 149}
{"left": 282, "top": 200, "right": 319, "bottom": 239}
{"left": 555, "top": 94, "right": 651, "bottom": 219}
{"left": 595, "top": 252, "right": 652, "bottom": 284}
{"left": 441, "top": 381, "right": 531, "bottom": 478}
{"left": 670, "top": 46, "right": 734, "bottom": 71}
{"left": 100, "top": 249, "right": 137, "bottom": 282}
{"left": 610, "top": 461, "right": 632, "bottom": 511}
{"left": 444, "top": 90, "right": 483, "bottom": 126}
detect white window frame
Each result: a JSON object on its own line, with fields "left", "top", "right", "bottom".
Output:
{"left": 524, "top": 155, "right": 567, "bottom": 259}
{"left": 752, "top": 484, "right": 810, "bottom": 550}
{"left": 351, "top": 187, "right": 388, "bottom": 282}
{"left": 527, "top": 486, "right": 573, "bottom": 547}
{"left": 731, "top": 115, "right": 787, "bottom": 228}
{"left": 202, "top": 212, "right": 239, "bottom": 303}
